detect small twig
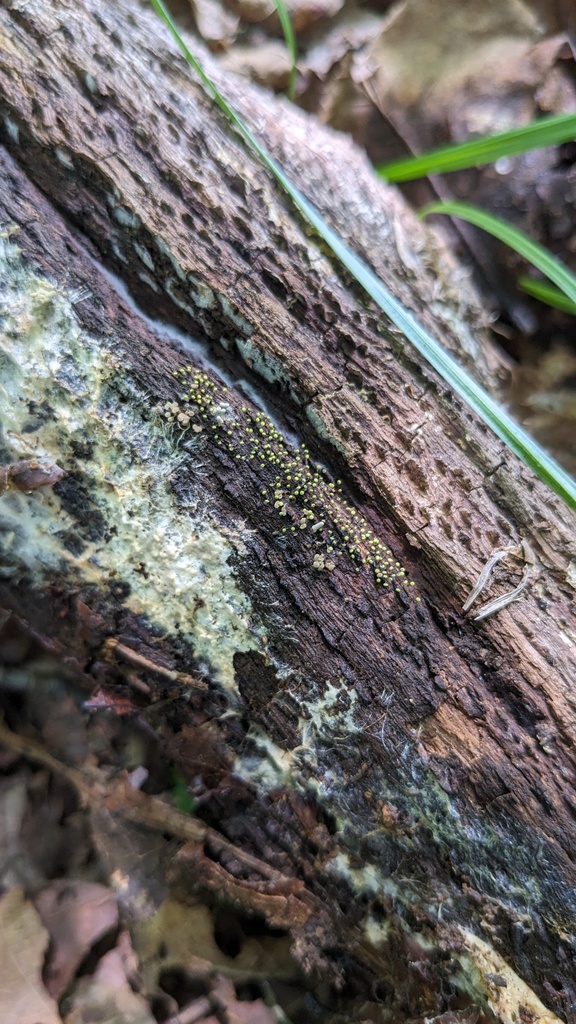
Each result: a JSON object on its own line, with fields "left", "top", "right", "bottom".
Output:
{"left": 0, "top": 718, "right": 301, "bottom": 896}
{"left": 462, "top": 543, "right": 520, "bottom": 611}
{"left": 463, "top": 540, "right": 538, "bottom": 621}
{"left": 101, "top": 638, "right": 207, "bottom": 691}
{"left": 472, "top": 571, "right": 536, "bottom": 621}
{"left": 163, "top": 996, "right": 212, "bottom": 1024}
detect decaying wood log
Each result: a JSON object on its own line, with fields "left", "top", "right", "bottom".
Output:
{"left": 0, "top": 0, "right": 575, "bottom": 1019}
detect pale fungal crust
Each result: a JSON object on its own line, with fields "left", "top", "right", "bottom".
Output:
{"left": 232, "top": 722, "right": 298, "bottom": 791}
{"left": 0, "top": 236, "right": 261, "bottom": 690}
{"left": 233, "top": 680, "right": 363, "bottom": 792}
{"left": 299, "top": 679, "right": 362, "bottom": 743}
{"left": 233, "top": 677, "right": 562, "bottom": 1020}
{"left": 456, "top": 929, "right": 563, "bottom": 1024}
{"left": 331, "top": 854, "right": 563, "bottom": 1023}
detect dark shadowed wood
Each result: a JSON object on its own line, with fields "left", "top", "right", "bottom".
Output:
{"left": 0, "top": 0, "right": 575, "bottom": 1019}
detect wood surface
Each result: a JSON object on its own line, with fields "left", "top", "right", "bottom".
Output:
{"left": 0, "top": 0, "right": 575, "bottom": 1018}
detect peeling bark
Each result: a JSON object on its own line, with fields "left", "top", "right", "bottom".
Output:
{"left": 0, "top": 0, "right": 575, "bottom": 1019}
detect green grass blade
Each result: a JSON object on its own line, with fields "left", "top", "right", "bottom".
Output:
{"left": 272, "top": 0, "right": 298, "bottom": 102}
{"left": 518, "top": 275, "right": 576, "bottom": 315}
{"left": 149, "top": 0, "right": 576, "bottom": 512}
{"left": 420, "top": 200, "right": 576, "bottom": 308}
{"left": 378, "top": 114, "right": 576, "bottom": 182}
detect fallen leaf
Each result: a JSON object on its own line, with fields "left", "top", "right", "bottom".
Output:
{"left": 218, "top": 41, "right": 293, "bottom": 90}
{"left": 355, "top": 0, "right": 576, "bottom": 327}
{"left": 34, "top": 880, "right": 119, "bottom": 999}
{"left": 189, "top": 0, "right": 239, "bottom": 48}
{"left": 0, "top": 886, "right": 61, "bottom": 1024}
{"left": 211, "top": 974, "right": 277, "bottom": 1024}
{"left": 280, "top": 0, "right": 344, "bottom": 33}
{"left": 133, "top": 897, "right": 299, "bottom": 997}
{"left": 360, "top": 0, "right": 543, "bottom": 116}
{"left": 0, "top": 775, "right": 29, "bottom": 883}
{"left": 226, "top": 0, "right": 275, "bottom": 24}
{"left": 62, "top": 945, "right": 156, "bottom": 1024}
{"left": 226, "top": 0, "right": 343, "bottom": 31}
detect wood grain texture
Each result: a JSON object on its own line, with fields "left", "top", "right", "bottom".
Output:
{"left": 0, "top": 0, "right": 575, "bottom": 1017}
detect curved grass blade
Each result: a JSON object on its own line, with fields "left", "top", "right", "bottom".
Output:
{"left": 518, "top": 275, "right": 576, "bottom": 315}
{"left": 272, "top": 0, "right": 298, "bottom": 102}
{"left": 378, "top": 114, "right": 576, "bottom": 182}
{"left": 149, "top": 0, "right": 576, "bottom": 512}
{"left": 420, "top": 200, "right": 576, "bottom": 309}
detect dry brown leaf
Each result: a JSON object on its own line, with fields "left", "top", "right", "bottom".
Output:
{"left": 189, "top": 0, "right": 239, "bottom": 48}
{"left": 226, "top": 0, "right": 275, "bottom": 24}
{"left": 218, "top": 41, "right": 293, "bottom": 90}
{"left": 133, "top": 899, "right": 227, "bottom": 994}
{"left": 354, "top": 1, "right": 575, "bottom": 162}
{"left": 0, "top": 775, "right": 29, "bottom": 884}
{"left": 62, "top": 945, "right": 155, "bottom": 1024}
{"left": 34, "top": 880, "right": 119, "bottom": 999}
{"left": 303, "top": 11, "right": 383, "bottom": 82}
{"left": 359, "top": 0, "right": 543, "bottom": 118}
{"left": 0, "top": 886, "right": 61, "bottom": 1024}
{"left": 280, "top": 0, "right": 344, "bottom": 33}
{"left": 354, "top": 0, "right": 576, "bottom": 330}
{"left": 211, "top": 974, "right": 277, "bottom": 1024}
{"left": 20, "top": 770, "right": 92, "bottom": 882}
{"left": 133, "top": 898, "right": 299, "bottom": 997}
{"left": 225, "top": 0, "right": 343, "bottom": 31}
{"left": 298, "top": 12, "right": 383, "bottom": 140}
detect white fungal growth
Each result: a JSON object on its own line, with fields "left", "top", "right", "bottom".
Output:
{"left": 188, "top": 273, "right": 215, "bottom": 310}
{"left": 164, "top": 275, "right": 197, "bottom": 318}
{"left": 155, "top": 236, "right": 187, "bottom": 281}
{"left": 55, "top": 147, "right": 74, "bottom": 171}
{"left": 112, "top": 206, "right": 142, "bottom": 230}
{"left": 455, "top": 929, "right": 563, "bottom": 1024}
{"left": 0, "top": 237, "right": 261, "bottom": 691}
{"left": 137, "top": 271, "right": 160, "bottom": 292}
{"left": 218, "top": 294, "right": 252, "bottom": 335}
{"left": 84, "top": 72, "right": 98, "bottom": 94}
{"left": 110, "top": 240, "right": 128, "bottom": 264}
{"left": 133, "top": 242, "right": 156, "bottom": 272}
{"left": 4, "top": 117, "right": 19, "bottom": 145}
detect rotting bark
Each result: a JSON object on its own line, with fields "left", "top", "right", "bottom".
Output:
{"left": 0, "top": 0, "right": 575, "bottom": 1020}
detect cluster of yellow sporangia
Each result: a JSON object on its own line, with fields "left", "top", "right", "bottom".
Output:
{"left": 164, "top": 367, "right": 417, "bottom": 596}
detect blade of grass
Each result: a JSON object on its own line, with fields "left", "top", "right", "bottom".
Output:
{"left": 420, "top": 200, "right": 576, "bottom": 308}
{"left": 518, "top": 275, "right": 576, "bottom": 315}
{"left": 149, "top": 0, "right": 576, "bottom": 513}
{"left": 272, "top": 0, "right": 298, "bottom": 102}
{"left": 378, "top": 113, "right": 576, "bottom": 182}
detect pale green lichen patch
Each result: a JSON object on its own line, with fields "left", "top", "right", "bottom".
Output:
{"left": 218, "top": 295, "right": 251, "bottom": 334}
{"left": 297, "top": 680, "right": 362, "bottom": 746}
{"left": 234, "top": 723, "right": 298, "bottom": 790}
{"left": 235, "top": 335, "right": 295, "bottom": 393}
{"left": 305, "top": 404, "right": 348, "bottom": 459}
{"left": 165, "top": 367, "right": 416, "bottom": 595}
{"left": 454, "top": 929, "right": 562, "bottom": 1024}
{"left": 232, "top": 678, "right": 364, "bottom": 794}
{"left": 0, "top": 236, "right": 260, "bottom": 690}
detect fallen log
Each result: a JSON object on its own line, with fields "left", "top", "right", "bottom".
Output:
{"left": 0, "top": 0, "right": 575, "bottom": 1019}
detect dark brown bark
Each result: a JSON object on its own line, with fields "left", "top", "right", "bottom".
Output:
{"left": 0, "top": 0, "right": 575, "bottom": 1019}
